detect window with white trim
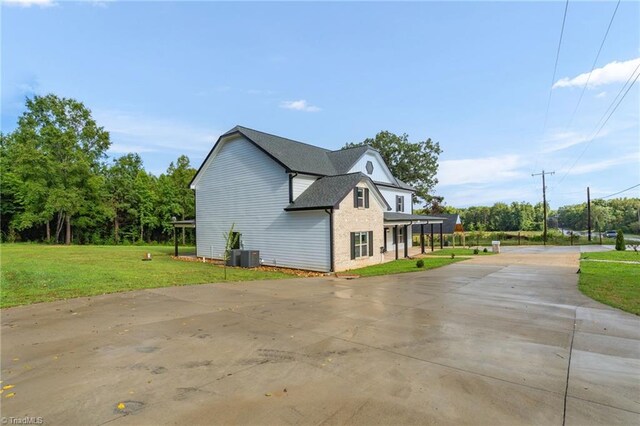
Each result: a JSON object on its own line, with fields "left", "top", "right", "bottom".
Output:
{"left": 396, "top": 195, "right": 404, "bottom": 212}
{"left": 351, "top": 231, "right": 373, "bottom": 259}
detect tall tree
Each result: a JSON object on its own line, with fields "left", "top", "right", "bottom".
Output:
{"left": 343, "top": 131, "right": 442, "bottom": 203}
{"left": 106, "top": 153, "right": 144, "bottom": 243}
{"left": 7, "top": 94, "right": 110, "bottom": 244}
{"left": 166, "top": 155, "right": 196, "bottom": 243}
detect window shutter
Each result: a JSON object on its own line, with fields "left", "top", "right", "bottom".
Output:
{"left": 364, "top": 188, "right": 370, "bottom": 208}
{"left": 350, "top": 232, "right": 356, "bottom": 260}
{"left": 368, "top": 231, "right": 373, "bottom": 257}
{"left": 353, "top": 188, "right": 358, "bottom": 208}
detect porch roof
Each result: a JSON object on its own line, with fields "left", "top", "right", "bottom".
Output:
{"left": 171, "top": 219, "right": 196, "bottom": 228}
{"left": 383, "top": 212, "right": 445, "bottom": 225}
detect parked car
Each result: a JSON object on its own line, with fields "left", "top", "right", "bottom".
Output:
{"left": 603, "top": 230, "right": 618, "bottom": 238}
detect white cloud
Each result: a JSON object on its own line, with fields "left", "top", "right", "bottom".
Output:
{"left": 280, "top": 100, "right": 321, "bottom": 112}
{"left": 553, "top": 57, "right": 640, "bottom": 89}
{"left": 562, "top": 156, "right": 638, "bottom": 176}
{"left": 107, "top": 143, "right": 157, "bottom": 154}
{"left": 437, "top": 154, "right": 526, "bottom": 186}
{"left": 247, "top": 89, "right": 275, "bottom": 96}
{"left": 2, "top": 0, "right": 56, "bottom": 7}
{"left": 540, "top": 130, "right": 607, "bottom": 153}
{"left": 441, "top": 186, "right": 537, "bottom": 208}
{"left": 595, "top": 91, "right": 607, "bottom": 98}
{"left": 94, "top": 109, "right": 221, "bottom": 154}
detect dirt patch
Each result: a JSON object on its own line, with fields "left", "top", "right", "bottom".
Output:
{"left": 171, "top": 256, "right": 325, "bottom": 277}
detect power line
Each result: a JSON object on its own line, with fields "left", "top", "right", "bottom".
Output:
{"left": 543, "top": 0, "right": 570, "bottom": 133}
{"left": 598, "top": 183, "right": 640, "bottom": 200}
{"left": 566, "top": 0, "right": 621, "bottom": 128}
{"left": 556, "top": 64, "right": 640, "bottom": 185}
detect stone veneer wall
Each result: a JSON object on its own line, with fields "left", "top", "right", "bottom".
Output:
{"left": 333, "top": 183, "right": 385, "bottom": 272}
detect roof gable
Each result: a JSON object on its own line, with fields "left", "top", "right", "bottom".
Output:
{"left": 285, "top": 173, "right": 390, "bottom": 211}
{"left": 191, "top": 125, "right": 415, "bottom": 192}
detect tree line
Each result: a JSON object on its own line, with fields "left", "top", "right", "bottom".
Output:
{"left": 1, "top": 94, "right": 195, "bottom": 245}
{"left": 3, "top": 94, "right": 637, "bottom": 244}
{"left": 425, "top": 199, "right": 639, "bottom": 233}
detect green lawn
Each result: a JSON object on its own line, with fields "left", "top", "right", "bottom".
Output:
{"left": 579, "top": 251, "right": 640, "bottom": 315}
{"left": 425, "top": 248, "right": 495, "bottom": 256}
{"left": 0, "top": 244, "right": 291, "bottom": 308}
{"left": 345, "top": 257, "right": 464, "bottom": 277}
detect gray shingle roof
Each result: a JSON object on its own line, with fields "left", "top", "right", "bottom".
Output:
{"left": 383, "top": 212, "right": 445, "bottom": 223}
{"left": 217, "top": 126, "right": 414, "bottom": 191}
{"left": 223, "top": 126, "right": 337, "bottom": 176}
{"left": 326, "top": 145, "right": 370, "bottom": 174}
{"left": 285, "top": 173, "right": 364, "bottom": 210}
{"left": 412, "top": 214, "right": 461, "bottom": 233}
{"left": 285, "top": 172, "right": 391, "bottom": 211}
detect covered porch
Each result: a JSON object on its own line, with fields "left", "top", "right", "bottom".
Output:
{"left": 382, "top": 212, "right": 446, "bottom": 261}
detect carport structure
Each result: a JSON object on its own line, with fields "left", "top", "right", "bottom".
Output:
{"left": 171, "top": 219, "right": 195, "bottom": 256}
{"left": 383, "top": 212, "right": 446, "bottom": 259}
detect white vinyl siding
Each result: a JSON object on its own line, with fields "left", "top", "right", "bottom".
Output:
{"left": 292, "top": 174, "right": 317, "bottom": 199}
{"left": 194, "top": 136, "right": 330, "bottom": 271}
{"left": 348, "top": 151, "right": 395, "bottom": 184}
{"left": 379, "top": 187, "right": 412, "bottom": 214}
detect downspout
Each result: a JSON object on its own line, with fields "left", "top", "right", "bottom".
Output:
{"left": 288, "top": 172, "right": 298, "bottom": 203}
{"left": 325, "top": 208, "right": 334, "bottom": 272}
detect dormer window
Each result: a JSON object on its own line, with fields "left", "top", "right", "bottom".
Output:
{"left": 354, "top": 187, "right": 370, "bottom": 208}
{"left": 396, "top": 195, "right": 404, "bottom": 212}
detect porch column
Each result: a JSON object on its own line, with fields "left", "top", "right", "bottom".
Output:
{"left": 403, "top": 225, "right": 408, "bottom": 258}
{"left": 420, "top": 224, "right": 425, "bottom": 254}
{"left": 174, "top": 226, "right": 178, "bottom": 257}
{"left": 394, "top": 225, "right": 399, "bottom": 260}
{"left": 430, "top": 223, "right": 434, "bottom": 252}
{"left": 439, "top": 223, "right": 444, "bottom": 249}
{"left": 383, "top": 227, "right": 387, "bottom": 252}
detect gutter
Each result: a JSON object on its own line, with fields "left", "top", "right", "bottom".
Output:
{"left": 325, "top": 208, "right": 334, "bottom": 272}
{"left": 288, "top": 172, "right": 298, "bottom": 203}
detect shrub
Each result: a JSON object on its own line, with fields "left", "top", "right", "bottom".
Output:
{"left": 483, "top": 248, "right": 488, "bottom": 253}
{"left": 416, "top": 259, "right": 425, "bottom": 268}
{"left": 451, "top": 253, "right": 455, "bottom": 259}
{"left": 615, "top": 230, "right": 626, "bottom": 251}
{"left": 473, "top": 249, "right": 479, "bottom": 255}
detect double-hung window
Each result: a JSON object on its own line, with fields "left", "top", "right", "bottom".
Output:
{"left": 396, "top": 195, "right": 404, "bottom": 212}
{"left": 354, "top": 187, "right": 370, "bottom": 208}
{"left": 351, "top": 231, "right": 374, "bottom": 259}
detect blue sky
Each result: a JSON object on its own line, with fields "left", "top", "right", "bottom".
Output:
{"left": 2, "top": 0, "right": 639, "bottom": 208}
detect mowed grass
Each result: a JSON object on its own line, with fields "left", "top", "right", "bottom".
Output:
{"left": 579, "top": 250, "right": 640, "bottom": 315}
{"left": 425, "top": 248, "right": 495, "bottom": 256}
{"left": 346, "top": 257, "right": 464, "bottom": 277}
{"left": 0, "top": 244, "right": 291, "bottom": 308}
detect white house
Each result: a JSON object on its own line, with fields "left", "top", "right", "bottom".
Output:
{"left": 189, "top": 126, "right": 444, "bottom": 272}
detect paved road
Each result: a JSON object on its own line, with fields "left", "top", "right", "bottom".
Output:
{"left": 2, "top": 246, "right": 638, "bottom": 425}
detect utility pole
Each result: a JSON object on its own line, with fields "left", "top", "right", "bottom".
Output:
{"left": 532, "top": 170, "right": 555, "bottom": 245}
{"left": 587, "top": 187, "right": 591, "bottom": 242}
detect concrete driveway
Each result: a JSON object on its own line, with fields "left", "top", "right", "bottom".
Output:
{"left": 2, "top": 246, "right": 638, "bottom": 425}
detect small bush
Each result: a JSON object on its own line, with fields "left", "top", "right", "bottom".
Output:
{"left": 416, "top": 259, "right": 425, "bottom": 268}
{"left": 615, "top": 230, "right": 626, "bottom": 251}
{"left": 473, "top": 249, "right": 479, "bottom": 255}
{"left": 451, "top": 253, "right": 455, "bottom": 259}
{"left": 483, "top": 248, "right": 488, "bottom": 253}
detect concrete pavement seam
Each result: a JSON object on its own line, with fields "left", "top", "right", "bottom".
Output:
{"left": 562, "top": 308, "right": 578, "bottom": 426}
